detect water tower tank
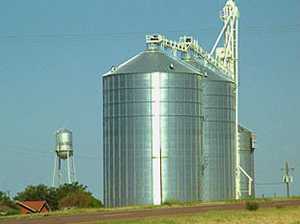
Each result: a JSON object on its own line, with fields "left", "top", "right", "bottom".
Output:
{"left": 55, "top": 128, "right": 73, "bottom": 159}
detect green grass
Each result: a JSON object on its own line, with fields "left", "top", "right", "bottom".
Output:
{"left": 1, "top": 197, "right": 300, "bottom": 223}
{"left": 87, "top": 206, "right": 300, "bottom": 224}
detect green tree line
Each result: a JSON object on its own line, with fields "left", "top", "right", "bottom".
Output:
{"left": 0, "top": 182, "right": 102, "bottom": 215}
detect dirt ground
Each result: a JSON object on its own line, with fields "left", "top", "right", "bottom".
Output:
{"left": 1, "top": 199, "right": 300, "bottom": 224}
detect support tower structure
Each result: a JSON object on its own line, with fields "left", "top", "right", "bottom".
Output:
{"left": 146, "top": 0, "right": 243, "bottom": 199}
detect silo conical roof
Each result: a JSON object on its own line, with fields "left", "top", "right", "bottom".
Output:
{"left": 185, "top": 59, "right": 232, "bottom": 82}
{"left": 105, "top": 49, "right": 201, "bottom": 75}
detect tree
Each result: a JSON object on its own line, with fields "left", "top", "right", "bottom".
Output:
{"left": 0, "top": 191, "right": 19, "bottom": 215}
{"left": 14, "top": 183, "right": 103, "bottom": 211}
{"left": 0, "top": 191, "right": 11, "bottom": 205}
{"left": 59, "top": 191, "right": 102, "bottom": 209}
{"left": 14, "top": 185, "right": 59, "bottom": 210}
{"left": 55, "top": 182, "right": 87, "bottom": 200}
{"left": 56, "top": 183, "right": 102, "bottom": 209}
{"left": 14, "top": 182, "right": 102, "bottom": 210}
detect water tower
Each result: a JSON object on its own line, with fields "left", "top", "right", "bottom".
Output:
{"left": 52, "top": 128, "right": 76, "bottom": 187}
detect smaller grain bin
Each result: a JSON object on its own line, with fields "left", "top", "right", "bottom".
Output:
{"left": 238, "top": 125, "right": 255, "bottom": 198}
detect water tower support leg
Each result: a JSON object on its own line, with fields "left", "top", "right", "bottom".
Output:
{"left": 67, "top": 152, "right": 71, "bottom": 184}
{"left": 71, "top": 156, "right": 76, "bottom": 183}
{"left": 52, "top": 155, "right": 57, "bottom": 187}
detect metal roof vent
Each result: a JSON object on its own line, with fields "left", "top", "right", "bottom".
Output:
{"left": 111, "top": 66, "right": 116, "bottom": 72}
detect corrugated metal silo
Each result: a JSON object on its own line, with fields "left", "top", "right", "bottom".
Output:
{"left": 202, "top": 73, "right": 236, "bottom": 201}
{"left": 180, "top": 58, "right": 237, "bottom": 201}
{"left": 103, "top": 48, "right": 204, "bottom": 207}
{"left": 238, "top": 125, "right": 255, "bottom": 198}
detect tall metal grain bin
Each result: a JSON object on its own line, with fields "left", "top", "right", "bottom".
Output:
{"left": 181, "top": 58, "right": 237, "bottom": 201}
{"left": 202, "top": 72, "right": 236, "bottom": 201}
{"left": 238, "top": 125, "right": 255, "bottom": 198}
{"left": 103, "top": 48, "right": 204, "bottom": 207}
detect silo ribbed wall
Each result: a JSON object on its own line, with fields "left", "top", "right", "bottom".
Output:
{"left": 180, "top": 59, "right": 237, "bottom": 201}
{"left": 160, "top": 72, "right": 203, "bottom": 202}
{"left": 103, "top": 73, "right": 153, "bottom": 207}
{"left": 238, "top": 126, "right": 255, "bottom": 198}
{"left": 202, "top": 76, "right": 236, "bottom": 201}
{"left": 103, "top": 50, "right": 204, "bottom": 207}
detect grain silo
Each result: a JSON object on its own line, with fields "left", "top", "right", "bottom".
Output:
{"left": 103, "top": 49, "right": 204, "bottom": 207}
{"left": 178, "top": 51, "right": 236, "bottom": 201}
{"left": 103, "top": 0, "right": 254, "bottom": 207}
{"left": 202, "top": 73, "right": 236, "bottom": 200}
{"left": 178, "top": 0, "right": 239, "bottom": 201}
{"left": 238, "top": 125, "right": 255, "bottom": 198}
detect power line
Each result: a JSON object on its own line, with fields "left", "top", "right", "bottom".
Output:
{"left": 255, "top": 182, "right": 283, "bottom": 186}
{"left": 2, "top": 146, "right": 98, "bottom": 160}
{"left": 0, "top": 24, "right": 299, "bottom": 40}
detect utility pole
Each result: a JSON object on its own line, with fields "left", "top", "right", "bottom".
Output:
{"left": 281, "top": 161, "right": 294, "bottom": 198}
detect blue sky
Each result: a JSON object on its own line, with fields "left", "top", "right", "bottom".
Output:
{"left": 0, "top": 0, "right": 299, "bottom": 200}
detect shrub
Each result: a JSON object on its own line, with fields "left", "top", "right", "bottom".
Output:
{"left": 58, "top": 191, "right": 102, "bottom": 209}
{"left": 0, "top": 191, "right": 19, "bottom": 216}
{"left": 162, "top": 200, "right": 182, "bottom": 206}
{"left": 245, "top": 201, "right": 259, "bottom": 211}
{"left": 55, "top": 183, "right": 87, "bottom": 201}
{"left": 162, "top": 201, "right": 172, "bottom": 206}
{"left": 5, "top": 208, "right": 20, "bottom": 216}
